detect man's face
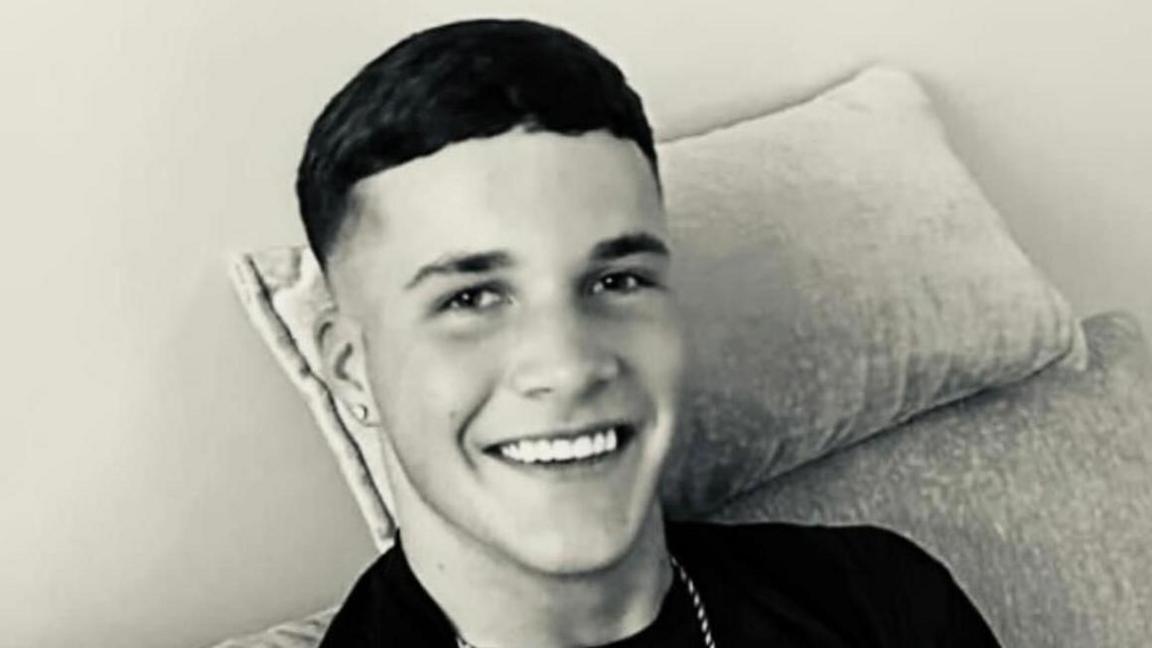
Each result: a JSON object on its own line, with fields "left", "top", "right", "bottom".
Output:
{"left": 327, "top": 129, "right": 684, "bottom": 575}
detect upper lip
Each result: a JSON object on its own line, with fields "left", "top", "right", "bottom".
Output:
{"left": 481, "top": 419, "right": 633, "bottom": 451}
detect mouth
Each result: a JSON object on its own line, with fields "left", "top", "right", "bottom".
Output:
{"left": 482, "top": 423, "right": 636, "bottom": 468}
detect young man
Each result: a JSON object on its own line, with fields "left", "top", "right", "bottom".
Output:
{"left": 298, "top": 19, "right": 1000, "bottom": 647}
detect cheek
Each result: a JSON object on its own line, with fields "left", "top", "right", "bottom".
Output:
{"left": 614, "top": 306, "right": 687, "bottom": 401}
{"left": 379, "top": 331, "right": 506, "bottom": 442}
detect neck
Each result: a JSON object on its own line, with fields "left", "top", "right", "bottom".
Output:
{"left": 399, "top": 500, "right": 672, "bottom": 648}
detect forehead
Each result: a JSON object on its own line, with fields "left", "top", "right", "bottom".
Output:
{"left": 342, "top": 129, "right": 664, "bottom": 267}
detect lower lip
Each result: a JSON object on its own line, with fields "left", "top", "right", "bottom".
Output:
{"left": 484, "top": 428, "right": 636, "bottom": 479}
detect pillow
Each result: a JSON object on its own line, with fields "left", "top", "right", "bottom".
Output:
{"left": 709, "top": 311, "right": 1152, "bottom": 647}
{"left": 657, "top": 66, "right": 1084, "bottom": 513}
{"left": 210, "top": 607, "right": 335, "bottom": 648}
{"left": 229, "top": 66, "right": 1083, "bottom": 549}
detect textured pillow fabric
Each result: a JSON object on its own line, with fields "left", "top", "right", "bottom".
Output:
{"left": 228, "top": 66, "right": 1083, "bottom": 547}
{"left": 657, "top": 66, "right": 1084, "bottom": 513}
{"left": 710, "top": 312, "right": 1152, "bottom": 647}
{"left": 210, "top": 607, "right": 335, "bottom": 648}
{"left": 209, "top": 311, "right": 1151, "bottom": 648}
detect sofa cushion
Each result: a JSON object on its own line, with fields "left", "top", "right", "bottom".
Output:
{"left": 710, "top": 312, "right": 1152, "bottom": 647}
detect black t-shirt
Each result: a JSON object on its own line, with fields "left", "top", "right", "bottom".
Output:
{"left": 320, "top": 522, "right": 1001, "bottom": 647}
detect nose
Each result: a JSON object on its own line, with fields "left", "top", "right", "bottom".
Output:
{"left": 507, "top": 307, "right": 621, "bottom": 401}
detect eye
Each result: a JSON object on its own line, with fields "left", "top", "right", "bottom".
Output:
{"left": 590, "top": 270, "right": 655, "bottom": 295}
{"left": 439, "top": 285, "right": 508, "bottom": 313}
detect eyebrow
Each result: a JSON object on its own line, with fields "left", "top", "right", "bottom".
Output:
{"left": 403, "top": 231, "right": 670, "bottom": 290}
{"left": 589, "top": 232, "right": 670, "bottom": 261}
{"left": 405, "top": 251, "right": 514, "bottom": 290}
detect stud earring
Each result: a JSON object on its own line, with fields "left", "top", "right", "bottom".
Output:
{"left": 351, "top": 404, "right": 369, "bottom": 423}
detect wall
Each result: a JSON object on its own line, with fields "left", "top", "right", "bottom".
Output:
{"left": 2, "top": 1, "right": 1149, "bottom": 646}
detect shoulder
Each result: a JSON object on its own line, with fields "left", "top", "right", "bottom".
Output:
{"left": 669, "top": 520, "right": 955, "bottom": 590}
{"left": 668, "top": 519, "right": 937, "bottom": 569}
{"left": 668, "top": 521, "right": 1000, "bottom": 645}
{"left": 320, "top": 550, "right": 395, "bottom": 647}
{"left": 320, "top": 543, "right": 457, "bottom": 647}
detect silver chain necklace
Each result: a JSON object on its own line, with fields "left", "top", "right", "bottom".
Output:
{"left": 454, "top": 554, "right": 717, "bottom": 648}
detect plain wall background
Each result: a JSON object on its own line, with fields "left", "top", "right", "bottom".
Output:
{"left": 2, "top": 1, "right": 1149, "bottom": 646}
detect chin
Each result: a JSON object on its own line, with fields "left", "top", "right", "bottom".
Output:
{"left": 512, "top": 530, "right": 635, "bottom": 576}
{"left": 503, "top": 501, "right": 663, "bottom": 577}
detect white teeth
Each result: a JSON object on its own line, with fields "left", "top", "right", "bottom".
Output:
{"left": 592, "top": 433, "right": 606, "bottom": 454}
{"left": 500, "top": 444, "right": 522, "bottom": 461}
{"left": 496, "top": 426, "right": 625, "bottom": 465}
{"left": 572, "top": 436, "right": 592, "bottom": 459}
{"left": 552, "top": 439, "right": 573, "bottom": 461}
{"left": 535, "top": 440, "right": 554, "bottom": 462}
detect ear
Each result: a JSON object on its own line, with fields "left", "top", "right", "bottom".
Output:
{"left": 315, "top": 307, "right": 381, "bottom": 426}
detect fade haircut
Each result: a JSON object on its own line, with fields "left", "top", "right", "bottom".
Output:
{"left": 296, "top": 18, "right": 659, "bottom": 269}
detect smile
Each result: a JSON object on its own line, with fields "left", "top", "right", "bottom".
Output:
{"left": 486, "top": 424, "right": 634, "bottom": 466}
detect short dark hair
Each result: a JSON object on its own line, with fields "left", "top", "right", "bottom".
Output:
{"left": 296, "top": 18, "right": 658, "bottom": 268}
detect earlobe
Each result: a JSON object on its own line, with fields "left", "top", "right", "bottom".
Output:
{"left": 316, "top": 308, "right": 379, "bottom": 425}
